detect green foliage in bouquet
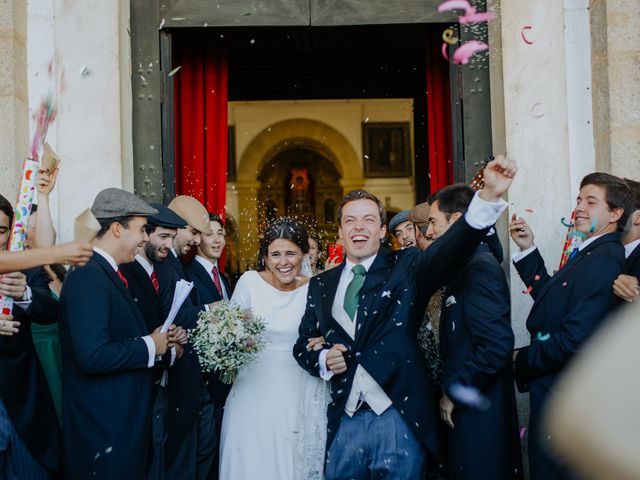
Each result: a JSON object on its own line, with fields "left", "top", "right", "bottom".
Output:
{"left": 189, "top": 300, "right": 267, "bottom": 384}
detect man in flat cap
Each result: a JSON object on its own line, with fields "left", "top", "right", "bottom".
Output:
{"left": 119, "top": 204, "right": 189, "bottom": 480}
{"left": 410, "top": 201, "right": 435, "bottom": 251}
{"left": 162, "top": 195, "right": 218, "bottom": 480}
{"left": 389, "top": 209, "right": 416, "bottom": 249}
{"left": 59, "top": 188, "right": 169, "bottom": 479}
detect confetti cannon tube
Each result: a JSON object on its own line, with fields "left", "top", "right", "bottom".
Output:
{"left": 0, "top": 159, "right": 39, "bottom": 315}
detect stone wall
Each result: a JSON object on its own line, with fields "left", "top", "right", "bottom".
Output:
{"left": 0, "top": 0, "right": 28, "bottom": 201}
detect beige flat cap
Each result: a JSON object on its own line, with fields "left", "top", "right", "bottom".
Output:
{"left": 409, "top": 201, "right": 431, "bottom": 229}
{"left": 168, "top": 195, "right": 211, "bottom": 234}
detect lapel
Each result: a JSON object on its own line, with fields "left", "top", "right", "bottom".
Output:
{"left": 130, "top": 260, "right": 159, "bottom": 301}
{"left": 188, "top": 260, "right": 219, "bottom": 301}
{"left": 317, "top": 263, "right": 353, "bottom": 341}
{"left": 92, "top": 254, "right": 149, "bottom": 335}
{"left": 355, "top": 248, "right": 395, "bottom": 341}
{"left": 531, "top": 232, "right": 621, "bottom": 312}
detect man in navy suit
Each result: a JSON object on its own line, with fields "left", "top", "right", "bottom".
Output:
{"left": 510, "top": 172, "right": 631, "bottom": 480}
{"left": 294, "top": 157, "right": 517, "bottom": 479}
{"left": 59, "top": 188, "right": 169, "bottom": 479}
{"left": 161, "top": 195, "right": 217, "bottom": 480}
{"left": 426, "top": 185, "right": 522, "bottom": 480}
{"left": 184, "top": 213, "right": 232, "bottom": 479}
{"left": 119, "top": 204, "right": 189, "bottom": 480}
{"left": 613, "top": 178, "right": 640, "bottom": 302}
{"left": 0, "top": 195, "right": 61, "bottom": 479}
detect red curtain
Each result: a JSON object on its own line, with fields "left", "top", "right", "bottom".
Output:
{"left": 425, "top": 32, "right": 453, "bottom": 193}
{"left": 173, "top": 33, "right": 228, "bottom": 219}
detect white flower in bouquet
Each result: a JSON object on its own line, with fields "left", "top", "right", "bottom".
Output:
{"left": 189, "top": 300, "right": 267, "bottom": 384}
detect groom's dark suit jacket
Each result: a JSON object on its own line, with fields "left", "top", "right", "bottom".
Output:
{"left": 294, "top": 218, "right": 491, "bottom": 460}
{"left": 59, "top": 254, "right": 154, "bottom": 479}
{"left": 513, "top": 232, "right": 624, "bottom": 480}
{"left": 0, "top": 268, "right": 60, "bottom": 473}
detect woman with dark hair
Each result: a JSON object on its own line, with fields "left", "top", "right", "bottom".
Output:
{"left": 220, "top": 218, "right": 328, "bottom": 480}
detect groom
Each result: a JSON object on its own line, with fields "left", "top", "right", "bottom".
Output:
{"left": 294, "top": 157, "right": 517, "bottom": 479}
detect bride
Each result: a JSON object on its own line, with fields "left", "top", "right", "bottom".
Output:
{"left": 219, "top": 218, "right": 330, "bottom": 480}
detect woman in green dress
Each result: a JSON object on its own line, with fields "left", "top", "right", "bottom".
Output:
{"left": 31, "top": 263, "right": 65, "bottom": 424}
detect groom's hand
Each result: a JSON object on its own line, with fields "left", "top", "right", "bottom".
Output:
{"left": 479, "top": 155, "right": 517, "bottom": 202}
{"left": 326, "top": 344, "right": 348, "bottom": 374}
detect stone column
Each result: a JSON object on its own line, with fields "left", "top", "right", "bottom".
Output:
{"left": 0, "top": 0, "right": 28, "bottom": 200}
{"left": 590, "top": 0, "right": 640, "bottom": 177}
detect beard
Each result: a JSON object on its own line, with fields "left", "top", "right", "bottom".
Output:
{"left": 144, "top": 242, "right": 167, "bottom": 263}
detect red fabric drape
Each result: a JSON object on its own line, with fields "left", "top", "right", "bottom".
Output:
{"left": 173, "top": 33, "right": 228, "bottom": 219}
{"left": 426, "top": 33, "right": 453, "bottom": 193}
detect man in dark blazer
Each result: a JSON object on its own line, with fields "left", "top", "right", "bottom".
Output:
{"left": 0, "top": 195, "right": 61, "bottom": 479}
{"left": 427, "top": 185, "right": 522, "bottom": 480}
{"left": 184, "top": 212, "right": 232, "bottom": 479}
{"left": 160, "top": 195, "right": 217, "bottom": 480}
{"left": 59, "top": 188, "right": 168, "bottom": 479}
{"left": 119, "top": 204, "right": 189, "bottom": 480}
{"left": 613, "top": 178, "right": 640, "bottom": 302}
{"left": 510, "top": 172, "right": 631, "bottom": 480}
{"left": 294, "top": 157, "right": 517, "bottom": 479}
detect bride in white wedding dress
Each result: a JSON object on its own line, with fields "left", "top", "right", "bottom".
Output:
{"left": 219, "top": 218, "right": 329, "bottom": 480}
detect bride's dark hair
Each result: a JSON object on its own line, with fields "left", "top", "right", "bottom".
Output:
{"left": 257, "top": 217, "right": 310, "bottom": 271}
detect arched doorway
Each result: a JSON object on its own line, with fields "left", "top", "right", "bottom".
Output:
{"left": 258, "top": 146, "right": 342, "bottom": 246}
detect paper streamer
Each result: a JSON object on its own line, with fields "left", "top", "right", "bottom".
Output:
{"left": 0, "top": 159, "right": 39, "bottom": 315}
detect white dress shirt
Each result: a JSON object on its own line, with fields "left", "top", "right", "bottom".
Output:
{"left": 319, "top": 191, "right": 508, "bottom": 416}
{"left": 194, "top": 255, "right": 229, "bottom": 300}
{"left": 625, "top": 238, "right": 640, "bottom": 259}
{"left": 94, "top": 247, "right": 156, "bottom": 367}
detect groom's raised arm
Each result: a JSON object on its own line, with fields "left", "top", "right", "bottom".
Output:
{"left": 415, "top": 156, "right": 516, "bottom": 296}
{"left": 293, "top": 280, "right": 323, "bottom": 378}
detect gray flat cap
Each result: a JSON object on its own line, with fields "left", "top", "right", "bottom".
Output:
{"left": 389, "top": 209, "right": 411, "bottom": 232}
{"left": 91, "top": 188, "right": 158, "bottom": 219}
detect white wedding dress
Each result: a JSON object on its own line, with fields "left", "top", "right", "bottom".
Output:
{"left": 219, "top": 271, "right": 330, "bottom": 480}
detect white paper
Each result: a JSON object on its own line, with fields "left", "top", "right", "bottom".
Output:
{"left": 161, "top": 279, "right": 194, "bottom": 332}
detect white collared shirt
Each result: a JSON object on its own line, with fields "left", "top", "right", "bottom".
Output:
{"left": 194, "top": 255, "right": 228, "bottom": 300}
{"left": 624, "top": 238, "right": 640, "bottom": 259}
{"left": 93, "top": 247, "right": 156, "bottom": 368}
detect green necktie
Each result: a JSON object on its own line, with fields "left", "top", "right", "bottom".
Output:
{"left": 343, "top": 264, "right": 366, "bottom": 321}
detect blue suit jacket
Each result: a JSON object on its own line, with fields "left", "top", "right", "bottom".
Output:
{"left": 0, "top": 268, "right": 60, "bottom": 473}
{"left": 513, "top": 232, "right": 624, "bottom": 479}
{"left": 59, "top": 254, "right": 154, "bottom": 479}
{"left": 294, "top": 217, "right": 491, "bottom": 460}
{"left": 440, "top": 243, "right": 522, "bottom": 479}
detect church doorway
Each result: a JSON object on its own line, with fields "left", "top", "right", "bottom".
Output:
{"left": 258, "top": 146, "right": 342, "bottom": 246}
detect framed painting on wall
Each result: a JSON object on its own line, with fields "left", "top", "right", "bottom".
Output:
{"left": 362, "top": 122, "right": 411, "bottom": 177}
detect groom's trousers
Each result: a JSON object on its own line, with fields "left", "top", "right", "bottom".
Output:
{"left": 325, "top": 406, "right": 426, "bottom": 480}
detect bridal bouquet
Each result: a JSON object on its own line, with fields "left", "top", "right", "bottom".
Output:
{"left": 189, "top": 301, "right": 267, "bottom": 384}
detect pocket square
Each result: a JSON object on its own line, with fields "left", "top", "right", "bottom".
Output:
{"left": 445, "top": 295, "right": 457, "bottom": 307}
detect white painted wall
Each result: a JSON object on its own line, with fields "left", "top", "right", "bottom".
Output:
{"left": 26, "top": 0, "right": 133, "bottom": 243}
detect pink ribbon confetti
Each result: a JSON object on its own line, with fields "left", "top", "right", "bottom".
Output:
{"left": 438, "top": 0, "right": 496, "bottom": 24}
{"left": 453, "top": 40, "right": 489, "bottom": 65}
{"left": 441, "top": 43, "right": 449, "bottom": 61}
{"left": 521, "top": 26, "right": 534, "bottom": 45}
